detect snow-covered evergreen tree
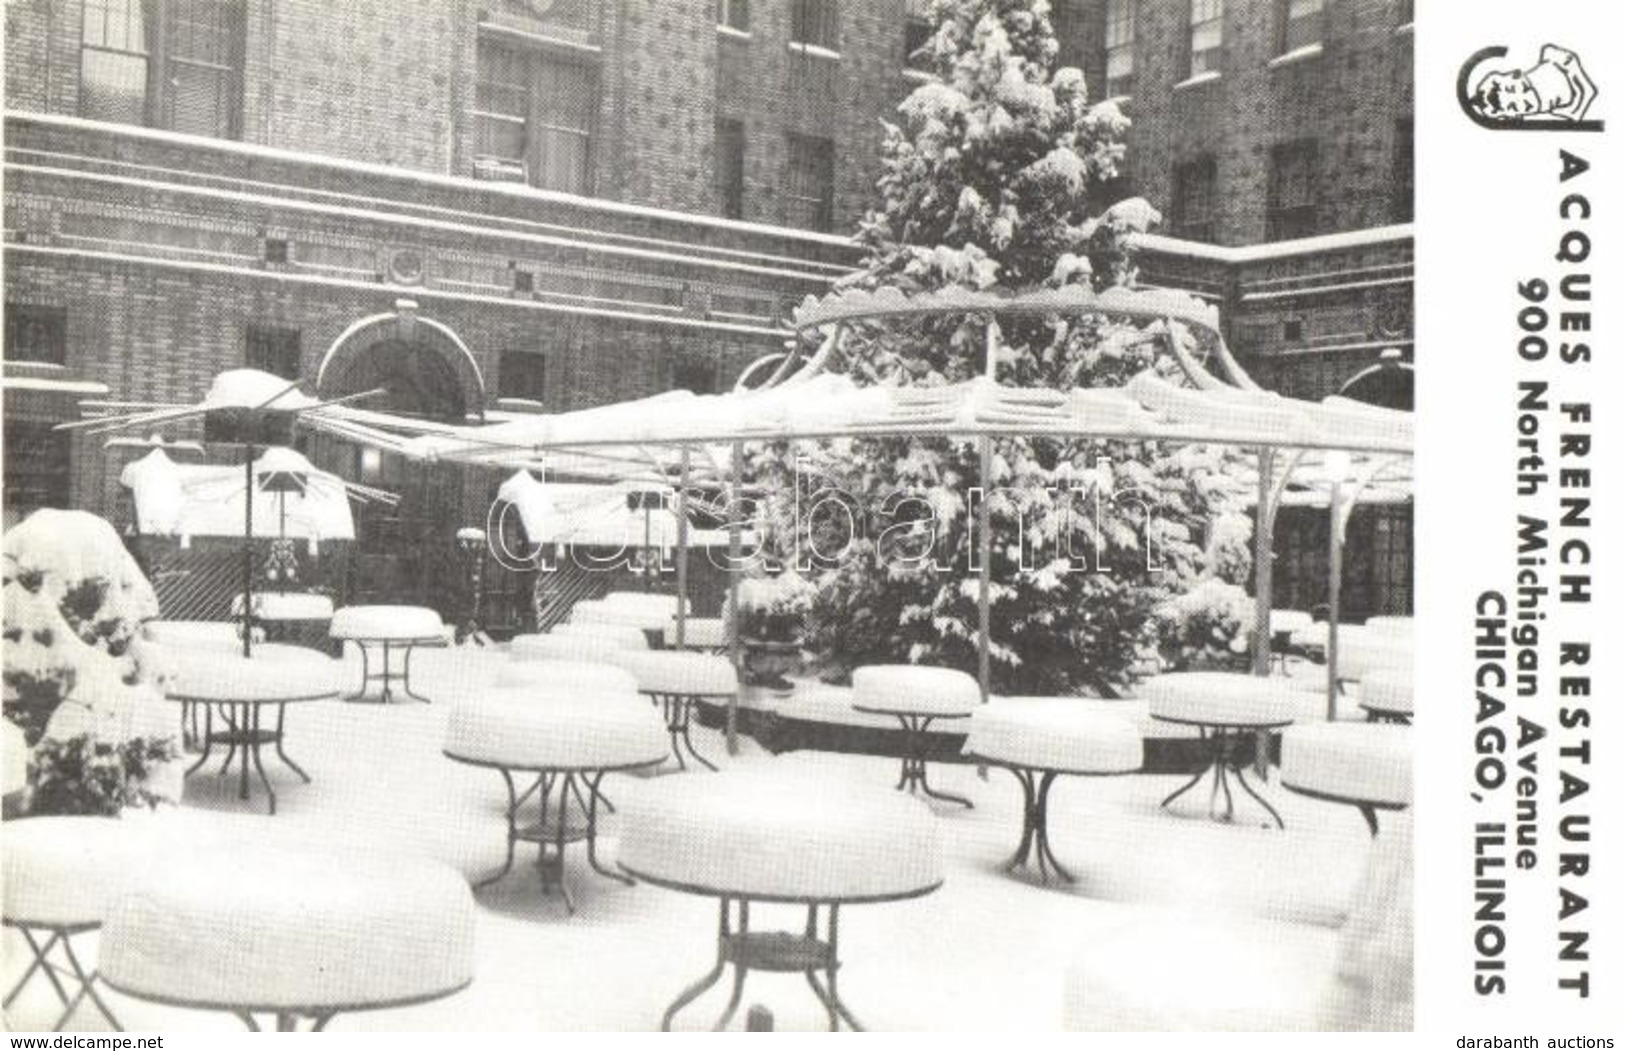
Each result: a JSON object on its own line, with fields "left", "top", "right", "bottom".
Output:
{"left": 778, "top": 0, "right": 1251, "bottom": 694}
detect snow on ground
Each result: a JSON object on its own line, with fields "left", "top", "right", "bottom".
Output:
{"left": 2, "top": 643, "right": 1379, "bottom": 1032}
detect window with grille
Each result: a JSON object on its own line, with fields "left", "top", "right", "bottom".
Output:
{"left": 791, "top": 0, "right": 838, "bottom": 51}
{"left": 79, "top": 0, "right": 244, "bottom": 138}
{"left": 1171, "top": 155, "right": 1216, "bottom": 241}
{"left": 717, "top": 0, "right": 749, "bottom": 32}
{"left": 3, "top": 419, "right": 71, "bottom": 528}
{"left": 1391, "top": 118, "right": 1413, "bottom": 222}
{"left": 246, "top": 324, "right": 302, "bottom": 380}
{"left": 4, "top": 305, "right": 67, "bottom": 365}
{"left": 474, "top": 39, "right": 596, "bottom": 195}
{"left": 1277, "top": 0, "right": 1323, "bottom": 53}
{"left": 1187, "top": 0, "right": 1223, "bottom": 77}
{"left": 785, "top": 134, "right": 835, "bottom": 232}
{"left": 1104, "top": 0, "right": 1135, "bottom": 98}
{"left": 715, "top": 118, "right": 746, "bottom": 219}
{"left": 499, "top": 352, "right": 547, "bottom": 403}
{"left": 1267, "top": 139, "right": 1318, "bottom": 240}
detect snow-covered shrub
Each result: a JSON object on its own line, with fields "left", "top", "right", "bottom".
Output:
{"left": 734, "top": 572, "right": 816, "bottom": 642}
{"left": 1151, "top": 578, "right": 1255, "bottom": 672}
{"left": 2, "top": 509, "right": 178, "bottom": 814}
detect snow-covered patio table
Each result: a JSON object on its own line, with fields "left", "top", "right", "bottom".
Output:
{"left": 165, "top": 645, "right": 341, "bottom": 815}
{"left": 2, "top": 817, "right": 129, "bottom": 1031}
{"left": 550, "top": 621, "right": 650, "bottom": 650}
{"left": 230, "top": 592, "right": 336, "bottom": 652}
{"left": 617, "top": 769, "right": 943, "bottom": 1031}
{"left": 98, "top": 844, "right": 475, "bottom": 1031}
{"left": 850, "top": 665, "right": 982, "bottom": 810}
{"left": 1280, "top": 722, "right": 1411, "bottom": 836}
{"left": 443, "top": 676, "right": 667, "bottom": 912}
{"left": 1141, "top": 672, "right": 1307, "bottom": 829}
{"left": 963, "top": 702, "right": 1142, "bottom": 883}
{"left": 509, "top": 631, "right": 631, "bottom": 663}
{"left": 1358, "top": 667, "right": 1413, "bottom": 724}
{"left": 607, "top": 651, "right": 737, "bottom": 772}
{"left": 328, "top": 605, "right": 449, "bottom": 703}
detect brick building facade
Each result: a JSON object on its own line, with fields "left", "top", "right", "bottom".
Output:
{"left": 2, "top": 0, "right": 1414, "bottom": 619}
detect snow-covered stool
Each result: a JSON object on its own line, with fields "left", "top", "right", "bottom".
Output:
{"left": 1142, "top": 672, "right": 1306, "bottom": 829}
{"left": 1281, "top": 722, "right": 1411, "bottom": 836}
{"left": 664, "top": 617, "right": 729, "bottom": 652}
{"left": 1359, "top": 668, "right": 1412, "bottom": 724}
{"left": 550, "top": 621, "right": 649, "bottom": 650}
{"left": 1063, "top": 909, "right": 1338, "bottom": 1031}
{"left": 329, "top": 605, "right": 449, "bottom": 703}
{"left": 618, "top": 768, "right": 943, "bottom": 1031}
{"left": 851, "top": 665, "right": 982, "bottom": 810}
{"left": 444, "top": 684, "right": 667, "bottom": 911}
{"left": 963, "top": 703, "right": 1142, "bottom": 883}
{"left": 165, "top": 646, "right": 341, "bottom": 815}
{"left": 608, "top": 651, "right": 737, "bottom": 771}
{"left": 98, "top": 846, "right": 475, "bottom": 1031}
{"left": 2, "top": 817, "right": 129, "bottom": 1031}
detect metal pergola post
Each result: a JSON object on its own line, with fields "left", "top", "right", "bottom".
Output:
{"left": 1251, "top": 447, "right": 1276, "bottom": 678}
{"left": 727, "top": 440, "right": 743, "bottom": 755}
{"left": 675, "top": 446, "right": 690, "bottom": 651}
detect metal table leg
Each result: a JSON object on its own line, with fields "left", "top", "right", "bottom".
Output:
{"left": 2, "top": 923, "right": 121, "bottom": 1032}
{"left": 893, "top": 715, "right": 972, "bottom": 808}
{"left": 1002, "top": 766, "right": 1074, "bottom": 883}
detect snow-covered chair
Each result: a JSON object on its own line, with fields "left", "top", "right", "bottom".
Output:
{"left": 98, "top": 844, "right": 476, "bottom": 1030}
{"left": 2, "top": 817, "right": 132, "bottom": 1030}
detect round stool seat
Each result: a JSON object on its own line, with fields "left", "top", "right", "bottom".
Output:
{"left": 618, "top": 768, "right": 942, "bottom": 902}
{"left": 446, "top": 688, "right": 668, "bottom": 770}
{"left": 509, "top": 633, "right": 627, "bottom": 664}
{"left": 493, "top": 659, "right": 639, "bottom": 695}
{"left": 852, "top": 665, "right": 979, "bottom": 717}
{"left": 1064, "top": 910, "right": 1336, "bottom": 1030}
{"left": 2, "top": 817, "right": 130, "bottom": 928}
{"left": 166, "top": 645, "right": 340, "bottom": 701}
{"left": 609, "top": 650, "right": 737, "bottom": 696}
{"left": 329, "top": 605, "right": 447, "bottom": 641}
{"left": 100, "top": 846, "right": 475, "bottom": 1015}
{"left": 964, "top": 703, "right": 1141, "bottom": 773}
{"left": 1280, "top": 723, "right": 1411, "bottom": 808}
{"left": 549, "top": 622, "right": 649, "bottom": 650}
{"left": 1140, "top": 673, "right": 1308, "bottom": 727}
{"left": 1360, "top": 668, "right": 1412, "bottom": 720}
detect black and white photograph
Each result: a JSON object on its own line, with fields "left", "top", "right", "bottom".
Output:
{"left": 0, "top": 0, "right": 1615, "bottom": 1039}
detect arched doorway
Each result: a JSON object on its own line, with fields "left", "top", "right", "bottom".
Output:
{"left": 311, "top": 302, "right": 487, "bottom": 608}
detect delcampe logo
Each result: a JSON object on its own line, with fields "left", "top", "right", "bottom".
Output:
{"left": 1458, "top": 44, "right": 1603, "bottom": 131}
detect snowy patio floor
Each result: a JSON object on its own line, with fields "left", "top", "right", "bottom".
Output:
{"left": 3, "top": 644, "right": 1386, "bottom": 1032}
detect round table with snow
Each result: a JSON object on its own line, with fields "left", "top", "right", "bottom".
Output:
{"left": 98, "top": 845, "right": 475, "bottom": 1031}
{"left": 850, "top": 665, "right": 982, "bottom": 809}
{"left": 608, "top": 651, "right": 737, "bottom": 771}
{"left": 617, "top": 770, "right": 943, "bottom": 1031}
{"left": 231, "top": 591, "right": 336, "bottom": 653}
{"left": 1359, "top": 667, "right": 1412, "bottom": 724}
{"left": 963, "top": 702, "right": 1142, "bottom": 883}
{"left": 328, "top": 605, "right": 449, "bottom": 703}
{"left": 1280, "top": 722, "right": 1411, "bottom": 836}
{"left": 1141, "top": 672, "right": 1305, "bottom": 829}
{"left": 442, "top": 677, "right": 668, "bottom": 912}
{"left": 165, "top": 646, "right": 340, "bottom": 815}
{"left": 2, "top": 817, "right": 129, "bottom": 1031}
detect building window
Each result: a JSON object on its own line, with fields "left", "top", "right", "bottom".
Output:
{"left": 1104, "top": 0, "right": 1135, "bottom": 98}
{"left": 1395, "top": 0, "right": 1413, "bottom": 26}
{"left": 499, "top": 351, "right": 547, "bottom": 404}
{"left": 3, "top": 419, "right": 71, "bottom": 529}
{"left": 1171, "top": 155, "right": 1216, "bottom": 241}
{"left": 717, "top": 0, "right": 749, "bottom": 33}
{"left": 1277, "top": 0, "right": 1324, "bottom": 53}
{"left": 715, "top": 119, "right": 746, "bottom": 220}
{"left": 785, "top": 133, "right": 835, "bottom": 232}
{"left": 1267, "top": 139, "right": 1318, "bottom": 240}
{"left": 791, "top": 0, "right": 838, "bottom": 51}
{"left": 246, "top": 324, "right": 302, "bottom": 380}
{"left": 1187, "top": 0, "right": 1223, "bottom": 78}
{"left": 79, "top": 0, "right": 244, "bottom": 138}
{"left": 473, "top": 39, "right": 596, "bottom": 194}
{"left": 4, "top": 305, "right": 67, "bottom": 365}
{"left": 1392, "top": 118, "right": 1414, "bottom": 222}
{"left": 672, "top": 359, "right": 715, "bottom": 395}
